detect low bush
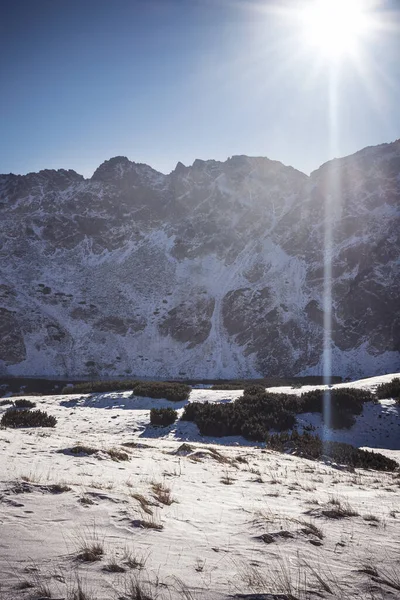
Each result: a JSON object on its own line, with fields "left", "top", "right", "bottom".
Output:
{"left": 1, "top": 409, "right": 57, "bottom": 428}
{"left": 181, "top": 386, "right": 376, "bottom": 440}
{"left": 299, "top": 387, "right": 374, "bottom": 429}
{"left": 243, "top": 385, "right": 266, "bottom": 396}
{"left": 266, "top": 430, "right": 398, "bottom": 471}
{"left": 181, "top": 392, "right": 299, "bottom": 441}
{"left": 62, "top": 379, "right": 191, "bottom": 400}
{"left": 375, "top": 378, "right": 400, "bottom": 401}
{"left": 209, "top": 376, "right": 342, "bottom": 390}
{"left": 150, "top": 408, "right": 178, "bottom": 427}
{"left": 132, "top": 382, "right": 190, "bottom": 402}
{"left": 0, "top": 399, "right": 14, "bottom": 406}
{"left": 69, "top": 444, "right": 98, "bottom": 455}
{"left": 300, "top": 387, "right": 373, "bottom": 413}
{"left": 180, "top": 402, "right": 204, "bottom": 422}
{"left": 211, "top": 383, "right": 245, "bottom": 390}
{"left": 61, "top": 379, "right": 140, "bottom": 394}
{"left": 14, "top": 399, "right": 36, "bottom": 409}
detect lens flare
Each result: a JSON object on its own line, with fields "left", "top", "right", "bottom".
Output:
{"left": 299, "top": 0, "right": 373, "bottom": 59}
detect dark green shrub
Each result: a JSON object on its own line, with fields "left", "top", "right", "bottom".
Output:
{"left": 181, "top": 402, "right": 203, "bottom": 421}
{"left": 266, "top": 431, "right": 398, "bottom": 472}
{"left": 182, "top": 386, "right": 374, "bottom": 441}
{"left": 211, "top": 383, "right": 244, "bottom": 390}
{"left": 132, "top": 382, "right": 191, "bottom": 402}
{"left": 300, "top": 387, "right": 372, "bottom": 413}
{"left": 61, "top": 379, "right": 140, "bottom": 394}
{"left": 180, "top": 392, "right": 298, "bottom": 441}
{"left": 0, "top": 399, "right": 14, "bottom": 406}
{"left": 150, "top": 408, "right": 178, "bottom": 427}
{"left": 329, "top": 409, "right": 356, "bottom": 429}
{"left": 299, "top": 387, "right": 373, "bottom": 429}
{"left": 243, "top": 385, "right": 266, "bottom": 396}
{"left": 14, "top": 399, "right": 36, "bottom": 409}
{"left": 375, "top": 378, "right": 400, "bottom": 401}
{"left": 209, "top": 376, "right": 342, "bottom": 390}
{"left": 1, "top": 409, "right": 57, "bottom": 428}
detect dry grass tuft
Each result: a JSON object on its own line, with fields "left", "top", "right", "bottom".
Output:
{"left": 131, "top": 493, "right": 154, "bottom": 515}
{"left": 123, "top": 576, "right": 158, "bottom": 600}
{"left": 123, "top": 548, "right": 146, "bottom": 570}
{"left": 363, "top": 514, "right": 380, "bottom": 523}
{"left": 295, "top": 519, "right": 324, "bottom": 540}
{"left": 69, "top": 576, "right": 97, "bottom": 600}
{"left": 133, "top": 513, "right": 164, "bottom": 531}
{"left": 151, "top": 482, "right": 175, "bottom": 505}
{"left": 77, "top": 541, "right": 104, "bottom": 562}
{"left": 70, "top": 444, "right": 98, "bottom": 456}
{"left": 102, "top": 558, "right": 126, "bottom": 573}
{"left": 207, "top": 446, "right": 235, "bottom": 465}
{"left": 360, "top": 562, "right": 400, "bottom": 592}
{"left": 220, "top": 475, "right": 235, "bottom": 485}
{"left": 106, "top": 447, "right": 130, "bottom": 461}
{"left": 18, "top": 569, "right": 53, "bottom": 598}
{"left": 79, "top": 495, "right": 95, "bottom": 506}
{"left": 220, "top": 469, "right": 235, "bottom": 485}
{"left": 75, "top": 528, "right": 105, "bottom": 562}
{"left": 311, "top": 497, "right": 360, "bottom": 519}
{"left": 15, "top": 580, "right": 34, "bottom": 590}
{"left": 49, "top": 483, "right": 71, "bottom": 493}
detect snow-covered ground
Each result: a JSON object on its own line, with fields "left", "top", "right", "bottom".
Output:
{"left": 0, "top": 374, "right": 399, "bottom": 599}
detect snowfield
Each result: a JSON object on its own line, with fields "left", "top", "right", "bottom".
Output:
{"left": 0, "top": 374, "right": 399, "bottom": 599}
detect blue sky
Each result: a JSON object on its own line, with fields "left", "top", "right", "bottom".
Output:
{"left": 1, "top": 0, "right": 399, "bottom": 177}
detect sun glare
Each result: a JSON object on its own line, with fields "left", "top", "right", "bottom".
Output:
{"left": 300, "top": 0, "right": 373, "bottom": 59}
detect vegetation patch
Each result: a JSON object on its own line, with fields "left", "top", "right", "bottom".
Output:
{"left": 106, "top": 447, "right": 130, "bottom": 461}
{"left": 266, "top": 430, "right": 399, "bottom": 472}
{"left": 65, "top": 445, "right": 129, "bottom": 461}
{"left": 62, "top": 379, "right": 140, "bottom": 394}
{"left": 209, "top": 376, "right": 342, "bottom": 390}
{"left": 48, "top": 483, "right": 71, "bottom": 493}
{"left": 76, "top": 528, "right": 105, "bottom": 562}
{"left": 77, "top": 541, "right": 104, "bottom": 562}
{"left": 375, "top": 378, "right": 400, "bottom": 401}
{"left": 132, "top": 517, "right": 164, "bottom": 531}
{"left": 321, "top": 501, "right": 359, "bottom": 519}
{"left": 132, "top": 381, "right": 191, "bottom": 402}
{"left": 150, "top": 407, "right": 178, "bottom": 427}
{"left": 181, "top": 387, "right": 373, "bottom": 440}
{"left": 299, "top": 387, "right": 374, "bottom": 428}
{"left": 14, "top": 398, "right": 36, "bottom": 409}
{"left": 181, "top": 392, "right": 299, "bottom": 440}
{"left": 0, "top": 399, "right": 14, "bottom": 406}
{"left": 103, "top": 559, "right": 126, "bottom": 573}
{"left": 63, "top": 379, "right": 191, "bottom": 400}
{"left": 151, "top": 482, "right": 174, "bottom": 505}
{"left": 131, "top": 493, "right": 154, "bottom": 515}
{"left": 1, "top": 409, "right": 56, "bottom": 428}
{"left": 69, "top": 445, "right": 99, "bottom": 456}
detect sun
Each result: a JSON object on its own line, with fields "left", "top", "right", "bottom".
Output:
{"left": 299, "top": 0, "right": 373, "bottom": 60}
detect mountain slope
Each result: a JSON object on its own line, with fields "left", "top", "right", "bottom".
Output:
{"left": 0, "top": 141, "right": 399, "bottom": 379}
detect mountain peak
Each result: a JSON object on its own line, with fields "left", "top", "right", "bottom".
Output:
{"left": 174, "top": 161, "right": 187, "bottom": 174}
{"left": 91, "top": 156, "right": 133, "bottom": 182}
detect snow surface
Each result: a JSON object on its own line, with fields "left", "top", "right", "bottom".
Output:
{"left": 0, "top": 374, "right": 399, "bottom": 599}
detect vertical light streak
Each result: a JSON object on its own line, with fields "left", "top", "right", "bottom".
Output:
{"left": 323, "top": 62, "right": 340, "bottom": 440}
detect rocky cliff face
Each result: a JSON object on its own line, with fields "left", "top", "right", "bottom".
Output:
{"left": 0, "top": 142, "right": 399, "bottom": 379}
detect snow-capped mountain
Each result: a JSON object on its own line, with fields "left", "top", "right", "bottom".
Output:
{"left": 1, "top": 142, "right": 399, "bottom": 379}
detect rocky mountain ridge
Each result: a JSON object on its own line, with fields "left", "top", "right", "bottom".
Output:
{"left": 1, "top": 141, "right": 399, "bottom": 379}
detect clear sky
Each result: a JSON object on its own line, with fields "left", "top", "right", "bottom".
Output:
{"left": 1, "top": 0, "right": 399, "bottom": 178}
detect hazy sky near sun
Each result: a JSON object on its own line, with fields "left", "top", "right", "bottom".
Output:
{"left": 1, "top": 0, "right": 400, "bottom": 178}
